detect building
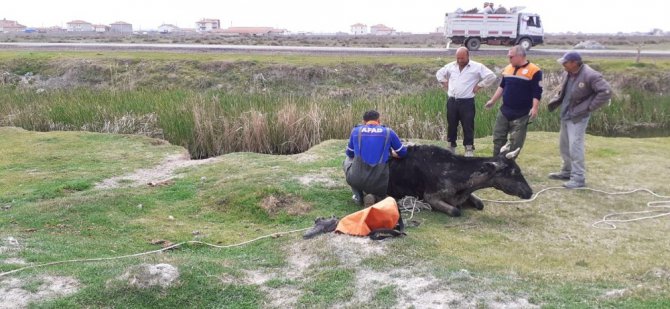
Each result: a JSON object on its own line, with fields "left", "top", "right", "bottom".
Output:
{"left": 350, "top": 23, "right": 367, "bottom": 35}
{"left": 0, "top": 18, "right": 27, "bottom": 32}
{"left": 110, "top": 21, "right": 133, "bottom": 33}
{"left": 370, "top": 24, "right": 395, "bottom": 35}
{"left": 94, "top": 24, "right": 110, "bottom": 32}
{"left": 66, "top": 20, "right": 94, "bottom": 32}
{"left": 196, "top": 19, "right": 220, "bottom": 32}
{"left": 158, "top": 24, "right": 180, "bottom": 33}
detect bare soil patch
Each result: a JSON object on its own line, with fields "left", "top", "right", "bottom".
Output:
{"left": 0, "top": 275, "right": 79, "bottom": 309}
{"left": 95, "top": 152, "right": 221, "bottom": 189}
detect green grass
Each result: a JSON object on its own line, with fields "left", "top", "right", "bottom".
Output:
{"left": 1, "top": 128, "right": 669, "bottom": 307}
{"left": 1, "top": 51, "right": 668, "bottom": 159}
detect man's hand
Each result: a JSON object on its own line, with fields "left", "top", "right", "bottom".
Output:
{"left": 391, "top": 150, "right": 399, "bottom": 158}
{"left": 440, "top": 81, "right": 449, "bottom": 91}
{"left": 484, "top": 100, "right": 496, "bottom": 110}
{"left": 473, "top": 85, "right": 481, "bottom": 94}
{"left": 529, "top": 105, "right": 539, "bottom": 120}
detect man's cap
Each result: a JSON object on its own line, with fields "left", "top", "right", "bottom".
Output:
{"left": 557, "top": 51, "right": 582, "bottom": 64}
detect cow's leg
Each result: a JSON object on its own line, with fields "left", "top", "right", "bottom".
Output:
{"left": 463, "top": 194, "right": 484, "bottom": 210}
{"left": 425, "top": 192, "right": 461, "bottom": 217}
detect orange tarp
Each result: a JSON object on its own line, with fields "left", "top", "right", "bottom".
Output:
{"left": 335, "top": 197, "right": 399, "bottom": 236}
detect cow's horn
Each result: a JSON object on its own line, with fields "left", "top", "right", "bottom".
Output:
{"left": 500, "top": 143, "right": 511, "bottom": 154}
{"left": 505, "top": 147, "right": 521, "bottom": 159}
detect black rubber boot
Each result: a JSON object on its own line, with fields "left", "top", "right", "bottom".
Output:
{"left": 303, "top": 216, "right": 339, "bottom": 239}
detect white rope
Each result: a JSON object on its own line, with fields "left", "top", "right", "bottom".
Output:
{"left": 475, "top": 187, "right": 670, "bottom": 230}
{"left": 0, "top": 227, "right": 309, "bottom": 278}
{"left": 397, "top": 196, "right": 431, "bottom": 220}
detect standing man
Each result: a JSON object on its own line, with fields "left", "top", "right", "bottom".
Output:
{"left": 547, "top": 51, "right": 612, "bottom": 188}
{"left": 479, "top": 2, "right": 494, "bottom": 14}
{"left": 436, "top": 47, "right": 496, "bottom": 157}
{"left": 344, "top": 110, "right": 407, "bottom": 206}
{"left": 485, "top": 45, "right": 542, "bottom": 156}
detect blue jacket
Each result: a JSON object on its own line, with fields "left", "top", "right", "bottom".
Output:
{"left": 346, "top": 123, "right": 407, "bottom": 165}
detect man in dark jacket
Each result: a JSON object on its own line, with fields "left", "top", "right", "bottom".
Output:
{"left": 344, "top": 110, "right": 407, "bottom": 206}
{"left": 547, "top": 51, "right": 612, "bottom": 188}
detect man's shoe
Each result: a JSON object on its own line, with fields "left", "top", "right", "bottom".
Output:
{"left": 548, "top": 172, "right": 570, "bottom": 180}
{"left": 563, "top": 180, "right": 585, "bottom": 189}
{"left": 303, "top": 216, "right": 339, "bottom": 239}
{"left": 363, "top": 194, "right": 376, "bottom": 207}
{"left": 464, "top": 145, "right": 474, "bottom": 157}
{"left": 448, "top": 145, "right": 456, "bottom": 154}
{"left": 351, "top": 194, "right": 362, "bottom": 205}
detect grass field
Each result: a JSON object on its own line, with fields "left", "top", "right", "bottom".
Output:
{"left": 1, "top": 49, "right": 669, "bottom": 307}
{"left": 1, "top": 127, "right": 669, "bottom": 308}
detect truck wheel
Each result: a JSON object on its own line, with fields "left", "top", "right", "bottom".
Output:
{"left": 465, "top": 38, "right": 481, "bottom": 51}
{"left": 518, "top": 38, "right": 532, "bottom": 50}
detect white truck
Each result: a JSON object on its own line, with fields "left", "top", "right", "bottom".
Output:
{"left": 444, "top": 8, "right": 544, "bottom": 51}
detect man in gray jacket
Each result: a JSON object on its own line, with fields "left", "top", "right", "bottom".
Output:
{"left": 547, "top": 51, "right": 612, "bottom": 188}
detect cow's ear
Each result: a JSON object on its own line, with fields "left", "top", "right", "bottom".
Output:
{"left": 481, "top": 162, "right": 498, "bottom": 174}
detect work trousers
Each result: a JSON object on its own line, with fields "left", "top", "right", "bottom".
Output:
{"left": 492, "top": 110, "right": 530, "bottom": 156}
{"left": 446, "top": 97, "right": 476, "bottom": 148}
{"left": 559, "top": 116, "right": 590, "bottom": 184}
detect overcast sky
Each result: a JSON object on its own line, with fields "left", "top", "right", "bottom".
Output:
{"left": 3, "top": 0, "right": 668, "bottom": 34}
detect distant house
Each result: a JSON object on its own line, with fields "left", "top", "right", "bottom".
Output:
{"left": 218, "top": 27, "right": 284, "bottom": 36}
{"left": 350, "top": 23, "right": 367, "bottom": 35}
{"left": 110, "top": 21, "right": 132, "bottom": 33}
{"left": 94, "top": 24, "right": 110, "bottom": 32}
{"left": 196, "top": 19, "right": 220, "bottom": 32}
{"left": 66, "top": 20, "right": 94, "bottom": 32}
{"left": 370, "top": 24, "right": 395, "bottom": 35}
{"left": 158, "top": 24, "right": 180, "bottom": 33}
{"left": 0, "top": 18, "right": 27, "bottom": 32}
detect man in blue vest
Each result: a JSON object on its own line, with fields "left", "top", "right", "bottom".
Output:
{"left": 344, "top": 110, "right": 407, "bottom": 207}
{"left": 485, "top": 45, "right": 543, "bottom": 156}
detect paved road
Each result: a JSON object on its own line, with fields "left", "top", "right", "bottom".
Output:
{"left": 1, "top": 42, "right": 669, "bottom": 58}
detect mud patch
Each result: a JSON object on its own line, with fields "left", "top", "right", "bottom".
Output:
{"left": 0, "top": 275, "right": 79, "bottom": 309}
{"left": 260, "top": 194, "right": 311, "bottom": 216}
{"left": 95, "top": 152, "right": 221, "bottom": 189}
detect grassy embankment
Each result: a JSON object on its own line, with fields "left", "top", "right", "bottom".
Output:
{"left": 1, "top": 51, "right": 668, "bottom": 159}
{"left": 1, "top": 127, "right": 669, "bottom": 307}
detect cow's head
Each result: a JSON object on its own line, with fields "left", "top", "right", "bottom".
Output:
{"left": 477, "top": 147, "right": 533, "bottom": 199}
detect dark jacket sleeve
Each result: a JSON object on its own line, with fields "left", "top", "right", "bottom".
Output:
{"left": 547, "top": 73, "right": 567, "bottom": 112}
{"left": 586, "top": 72, "right": 612, "bottom": 112}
